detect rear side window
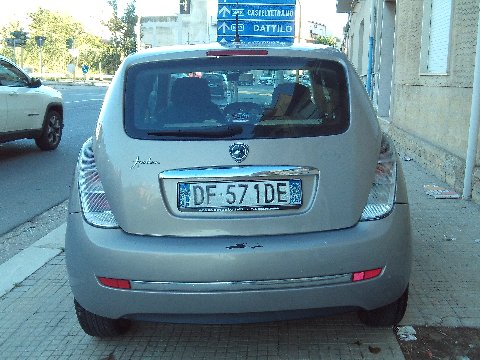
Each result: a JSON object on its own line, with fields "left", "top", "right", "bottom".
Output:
{"left": 124, "top": 56, "right": 349, "bottom": 140}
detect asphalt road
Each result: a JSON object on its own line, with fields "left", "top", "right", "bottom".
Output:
{"left": 0, "top": 84, "right": 107, "bottom": 236}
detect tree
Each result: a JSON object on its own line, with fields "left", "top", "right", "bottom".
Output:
{"left": 0, "top": 3, "right": 137, "bottom": 76}
{"left": 314, "top": 35, "right": 339, "bottom": 48}
{"left": 1, "top": 8, "right": 109, "bottom": 74}
{"left": 0, "top": 21, "right": 22, "bottom": 62}
{"left": 103, "top": 0, "right": 137, "bottom": 73}
{"left": 26, "top": 8, "right": 85, "bottom": 73}
{"left": 122, "top": 1, "right": 138, "bottom": 56}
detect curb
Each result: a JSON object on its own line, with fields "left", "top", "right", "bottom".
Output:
{"left": 0, "top": 223, "right": 66, "bottom": 298}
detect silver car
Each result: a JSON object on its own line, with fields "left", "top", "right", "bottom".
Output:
{"left": 66, "top": 43, "right": 411, "bottom": 337}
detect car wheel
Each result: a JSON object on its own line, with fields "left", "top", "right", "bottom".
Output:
{"left": 74, "top": 299, "right": 131, "bottom": 337}
{"left": 35, "top": 109, "right": 63, "bottom": 150}
{"left": 358, "top": 286, "right": 409, "bottom": 327}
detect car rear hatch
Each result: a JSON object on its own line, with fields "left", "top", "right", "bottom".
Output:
{"left": 93, "top": 45, "right": 381, "bottom": 237}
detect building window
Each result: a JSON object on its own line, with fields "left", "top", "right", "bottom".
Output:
{"left": 420, "top": 0, "right": 453, "bottom": 74}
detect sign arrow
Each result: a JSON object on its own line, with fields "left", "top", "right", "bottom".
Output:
{"left": 218, "top": 22, "right": 230, "bottom": 34}
{"left": 218, "top": 6, "right": 230, "bottom": 17}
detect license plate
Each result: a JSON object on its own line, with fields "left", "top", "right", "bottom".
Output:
{"left": 178, "top": 179, "right": 302, "bottom": 212}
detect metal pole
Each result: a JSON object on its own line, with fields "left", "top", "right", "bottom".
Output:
{"left": 366, "top": 0, "right": 377, "bottom": 98}
{"left": 462, "top": 6, "right": 480, "bottom": 199}
{"left": 296, "top": 0, "right": 302, "bottom": 82}
{"left": 297, "top": 0, "right": 302, "bottom": 43}
{"left": 13, "top": 39, "right": 17, "bottom": 64}
{"left": 39, "top": 47, "right": 43, "bottom": 78}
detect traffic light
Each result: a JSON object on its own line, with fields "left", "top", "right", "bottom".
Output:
{"left": 66, "top": 38, "right": 74, "bottom": 49}
{"left": 11, "top": 30, "right": 22, "bottom": 38}
{"left": 5, "top": 38, "right": 15, "bottom": 47}
{"left": 10, "top": 30, "right": 28, "bottom": 47}
{"left": 18, "top": 32, "right": 28, "bottom": 46}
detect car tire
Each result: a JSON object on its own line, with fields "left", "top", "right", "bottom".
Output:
{"left": 358, "top": 286, "right": 409, "bottom": 327}
{"left": 35, "top": 109, "right": 63, "bottom": 150}
{"left": 74, "top": 299, "right": 131, "bottom": 337}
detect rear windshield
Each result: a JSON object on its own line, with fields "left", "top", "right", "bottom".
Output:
{"left": 124, "top": 56, "right": 349, "bottom": 140}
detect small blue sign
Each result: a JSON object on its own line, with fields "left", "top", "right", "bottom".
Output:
{"left": 81, "top": 64, "right": 89, "bottom": 74}
{"left": 217, "top": 0, "right": 296, "bottom": 45}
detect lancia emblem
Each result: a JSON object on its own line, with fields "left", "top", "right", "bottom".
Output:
{"left": 229, "top": 143, "right": 249, "bottom": 163}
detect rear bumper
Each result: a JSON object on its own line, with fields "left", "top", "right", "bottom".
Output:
{"left": 66, "top": 204, "right": 411, "bottom": 321}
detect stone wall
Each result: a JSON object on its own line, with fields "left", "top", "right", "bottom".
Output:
{"left": 382, "top": 120, "right": 480, "bottom": 202}
{"left": 390, "top": 0, "right": 480, "bottom": 201}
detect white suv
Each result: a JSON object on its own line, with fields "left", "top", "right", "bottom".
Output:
{"left": 0, "top": 56, "right": 63, "bottom": 150}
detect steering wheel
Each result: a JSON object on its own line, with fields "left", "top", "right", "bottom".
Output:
{"left": 223, "top": 102, "right": 264, "bottom": 123}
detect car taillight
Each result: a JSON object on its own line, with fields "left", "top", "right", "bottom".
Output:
{"left": 77, "top": 137, "right": 119, "bottom": 228}
{"left": 361, "top": 134, "right": 397, "bottom": 221}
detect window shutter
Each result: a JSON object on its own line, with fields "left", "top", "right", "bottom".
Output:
{"left": 427, "top": 0, "right": 452, "bottom": 73}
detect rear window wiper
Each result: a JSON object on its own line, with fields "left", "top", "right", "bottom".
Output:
{"left": 147, "top": 125, "right": 243, "bottom": 138}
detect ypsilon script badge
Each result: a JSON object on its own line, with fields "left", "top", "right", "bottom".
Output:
{"left": 229, "top": 143, "right": 249, "bottom": 163}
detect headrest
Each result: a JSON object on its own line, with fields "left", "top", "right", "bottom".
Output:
{"left": 171, "top": 77, "right": 211, "bottom": 105}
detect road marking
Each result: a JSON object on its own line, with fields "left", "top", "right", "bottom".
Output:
{"left": 65, "top": 99, "right": 104, "bottom": 104}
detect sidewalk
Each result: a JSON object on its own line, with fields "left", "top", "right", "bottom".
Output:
{"left": 0, "top": 159, "right": 478, "bottom": 359}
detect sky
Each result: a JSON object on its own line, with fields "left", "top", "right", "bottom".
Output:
{"left": 0, "top": 0, "right": 348, "bottom": 39}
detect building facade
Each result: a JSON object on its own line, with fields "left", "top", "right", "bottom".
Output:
{"left": 136, "top": 0, "right": 216, "bottom": 49}
{"left": 338, "top": 0, "right": 480, "bottom": 201}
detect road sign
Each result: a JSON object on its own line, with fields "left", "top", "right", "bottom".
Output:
{"left": 217, "top": 0, "right": 296, "bottom": 45}
{"left": 82, "top": 64, "right": 89, "bottom": 75}
{"left": 35, "top": 36, "right": 46, "bottom": 47}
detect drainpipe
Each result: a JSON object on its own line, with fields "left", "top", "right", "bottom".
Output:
{"left": 462, "top": 6, "right": 480, "bottom": 200}
{"left": 366, "top": 0, "right": 376, "bottom": 98}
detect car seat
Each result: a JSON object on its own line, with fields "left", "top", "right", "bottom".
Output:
{"left": 162, "top": 77, "right": 223, "bottom": 124}
{"left": 270, "top": 82, "right": 318, "bottom": 118}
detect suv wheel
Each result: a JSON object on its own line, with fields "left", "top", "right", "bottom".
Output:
{"left": 35, "top": 109, "right": 63, "bottom": 150}
{"left": 74, "top": 299, "right": 131, "bottom": 337}
{"left": 358, "top": 286, "right": 409, "bottom": 327}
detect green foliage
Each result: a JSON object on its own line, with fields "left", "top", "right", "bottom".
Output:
{"left": 314, "top": 35, "right": 339, "bottom": 48}
{"left": 0, "top": 21, "right": 22, "bottom": 61}
{"left": 26, "top": 8, "right": 86, "bottom": 72}
{"left": 103, "top": 0, "right": 138, "bottom": 73}
{"left": 0, "top": 1, "right": 138, "bottom": 76}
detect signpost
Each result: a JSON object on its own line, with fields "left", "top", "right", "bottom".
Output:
{"left": 35, "top": 36, "right": 46, "bottom": 77}
{"left": 217, "top": 0, "right": 296, "bottom": 45}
